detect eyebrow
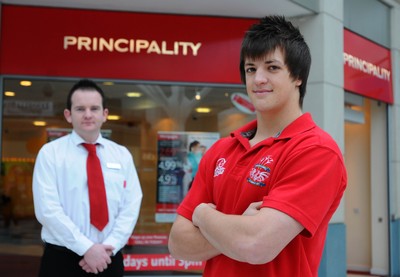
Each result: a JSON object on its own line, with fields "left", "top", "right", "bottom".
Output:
{"left": 265, "top": 59, "right": 283, "bottom": 65}
{"left": 73, "top": 105, "right": 101, "bottom": 108}
{"left": 245, "top": 58, "right": 283, "bottom": 66}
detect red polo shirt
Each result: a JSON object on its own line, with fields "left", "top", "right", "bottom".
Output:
{"left": 177, "top": 113, "right": 347, "bottom": 277}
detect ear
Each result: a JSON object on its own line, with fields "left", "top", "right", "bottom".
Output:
{"left": 295, "top": 79, "right": 302, "bottom": 87}
{"left": 103, "top": 108, "right": 109, "bottom": 123}
{"left": 64, "top": 109, "right": 72, "bottom": 123}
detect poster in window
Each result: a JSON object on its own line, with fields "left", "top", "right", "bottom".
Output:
{"left": 155, "top": 131, "right": 219, "bottom": 223}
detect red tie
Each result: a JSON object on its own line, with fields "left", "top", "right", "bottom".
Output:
{"left": 82, "top": 143, "right": 109, "bottom": 231}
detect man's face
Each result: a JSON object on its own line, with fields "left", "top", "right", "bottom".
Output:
{"left": 64, "top": 89, "right": 108, "bottom": 140}
{"left": 244, "top": 48, "right": 302, "bottom": 115}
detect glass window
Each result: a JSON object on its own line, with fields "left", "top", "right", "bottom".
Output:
{"left": 0, "top": 77, "right": 255, "bottom": 274}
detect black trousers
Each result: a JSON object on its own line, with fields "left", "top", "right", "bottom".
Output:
{"left": 38, "top": 243, "right": 124, "bottom": 277}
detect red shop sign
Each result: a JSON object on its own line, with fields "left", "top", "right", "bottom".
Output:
{"left": 0, "top": 5, "right": 256, "bottom": 84}
{"left": 123, "top": 253, "right": 205, "bottom": 271}
{"left": 344, "top": 29, "right": 393, "bottom": 104}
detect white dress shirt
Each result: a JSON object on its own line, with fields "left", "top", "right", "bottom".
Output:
{"left": 33, "top": 130, "right": 143, "bottom": 256}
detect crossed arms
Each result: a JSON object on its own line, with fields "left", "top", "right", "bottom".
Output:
{"left": 168, "top": 201, "right": 304, "bottom": 264}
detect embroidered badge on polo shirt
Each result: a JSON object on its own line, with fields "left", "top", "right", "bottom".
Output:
{"left": 214, "top": 158, "right": 226, "bottom": 177}
{"left": 247, "top": 155, "right": 274, "bottom": 187}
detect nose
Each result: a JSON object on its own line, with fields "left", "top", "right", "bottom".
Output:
{"left": 83, "top": 108, "right": 92, "bottom": 118}
{"left": 254, "top": 68, "right": 268, "bottom": 85}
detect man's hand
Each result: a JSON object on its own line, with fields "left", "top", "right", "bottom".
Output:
{"left": 79, "top": 244, "right": 114, "bottom": 274}
{"left": 242, "top": 201, "right": 263, "bottom": 216}
{"left": 192, "top": 203, "right": 216, "bottom": 227}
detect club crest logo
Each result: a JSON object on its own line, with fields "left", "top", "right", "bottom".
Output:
{"left": 214, "top": 158, "right": 226, "bottom": 177}
{"left": 247, "top": 155, "right": 273, "bottom": 187}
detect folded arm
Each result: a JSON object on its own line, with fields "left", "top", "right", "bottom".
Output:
{"left": 168, "top": 214, "right": 221, "bottom": 261}
{"left": 192, "top": 202, "right": 304, "bottom": 264}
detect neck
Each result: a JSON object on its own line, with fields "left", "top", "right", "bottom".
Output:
{"left": 77, "top": 131, "right": 100, "bottom": 144}
{"left": 250, "top": 109, "right": 303, "bottom": 146}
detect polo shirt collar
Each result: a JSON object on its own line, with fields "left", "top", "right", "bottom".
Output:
{"left": 277, "top": 112, "right": 315, "bottom": 139}
{"left": 231, "top": 112, "right": 316, "bottom": 145}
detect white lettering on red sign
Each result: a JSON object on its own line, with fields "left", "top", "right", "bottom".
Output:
{"left": 343, "top": 52, "right": 391, "bottom": 81}
{"left": 63, "top": 36, "right": 202, "bottom": 56}
{"left": 123, "top": 254, "right": 205, "bottom": 271}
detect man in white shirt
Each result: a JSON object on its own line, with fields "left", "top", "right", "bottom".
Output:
{"left": 33, "top": 79, "right": 143, "bottom": 276}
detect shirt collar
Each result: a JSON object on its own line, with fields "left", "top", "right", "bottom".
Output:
{"left": 276, "top": 113, "right": 315, "bottom": 139}
{"left": 70, "top": 130, "right": 105, "bottom": 147}
{"left": 231, "top": 113, "right": 316, "bottom": 144}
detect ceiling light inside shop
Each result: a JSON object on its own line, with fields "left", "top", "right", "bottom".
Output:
{"left": 4, "top": 91, "right": 15, "bottom": 97}
{"left": 348, "top": 105, "right": 363, "bottom": 112}
{"left": 195, "top": 92, "right": 201, "bottom": 100}
{"left": 196, "top": 107, "right": 211, "bottom": 113}
{"left": 33, "top": 121, "right": 46, "bottom": 126}
{"left": 126, "top": 92, "right": 142, "bottom": 97}
{"left": 103, "top": 81, "right": 114, "bottom": 86}
{"left": 107, "top": 115, "right": 120, "bottom": 120}
{"left": 20, "top": 80, "right": 32, "bottom": 86}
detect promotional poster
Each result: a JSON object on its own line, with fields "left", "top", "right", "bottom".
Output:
{"left": 155, "top": 131, "right": 219, "bottom": 222}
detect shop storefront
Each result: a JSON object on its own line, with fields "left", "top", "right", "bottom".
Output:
{"left": 0, "top": 4, "right": 258, "bottom": 275}
{"left": 343, "top": 28, "right": 392, "bottom": 275}
{"left": 1, "top": 2, "right": 400, "bottom": 276}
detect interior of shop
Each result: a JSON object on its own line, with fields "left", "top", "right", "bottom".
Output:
{"left": 0, "top": 77, "right": 253, "bottom": 276}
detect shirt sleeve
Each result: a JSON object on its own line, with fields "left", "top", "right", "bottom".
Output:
{"left": 102, "top": 147, "right": 143, "bottom": 254}
{"left": 177, "top": 145, "right": 215, "bottom": 221}
{"left": 32, "top": 145, "right": 94, "bottom": 255}
{"left": 262, "top": 145, "right": 346, "bottom": 237}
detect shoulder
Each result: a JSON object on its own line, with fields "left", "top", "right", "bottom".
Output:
{"left": 291, "top": 127, "right": 343, "bottom": 158}
{"left": 39, "top": 134, "right": 70, "bottom": 152}
{"left": 206, "top": 136, "right": 238, "bottom": 155}
{"left": 287, "top": 128, "right": 346, "bottom": 182}
{"left": 286, "top": 114, "right": 342, "bottom": 155}
{"left": 35, "top": 135, "right": 73, "bottom": 165}
{"left": 199, "top": 136, "right": 241, "bottom": 170}
{"left": 101, "top": 138, "right": 132, "bottom": 157}
{"left": 308, "top": 126, "right": 342, "bottom": 153}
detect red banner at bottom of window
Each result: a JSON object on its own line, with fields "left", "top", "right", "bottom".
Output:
{"left": 123, "top": 253, "right": 205, "bottom": 271}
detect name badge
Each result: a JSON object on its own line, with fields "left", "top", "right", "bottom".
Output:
{"left": 107, "top": 162, "right": 121, "bottom": 170}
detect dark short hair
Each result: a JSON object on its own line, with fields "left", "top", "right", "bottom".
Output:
{"left": 66, "top": 79, "right": 106, "bottom": 110}
{"left": 189, "top": 140, "right": 200, "bottom": 151}
{"left": 239, "top": 15, "right": 311, "bottom": 107}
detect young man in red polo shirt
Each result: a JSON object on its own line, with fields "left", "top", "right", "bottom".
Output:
{"left": 168, "top": 15, "right": 347, "bottom": 277}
